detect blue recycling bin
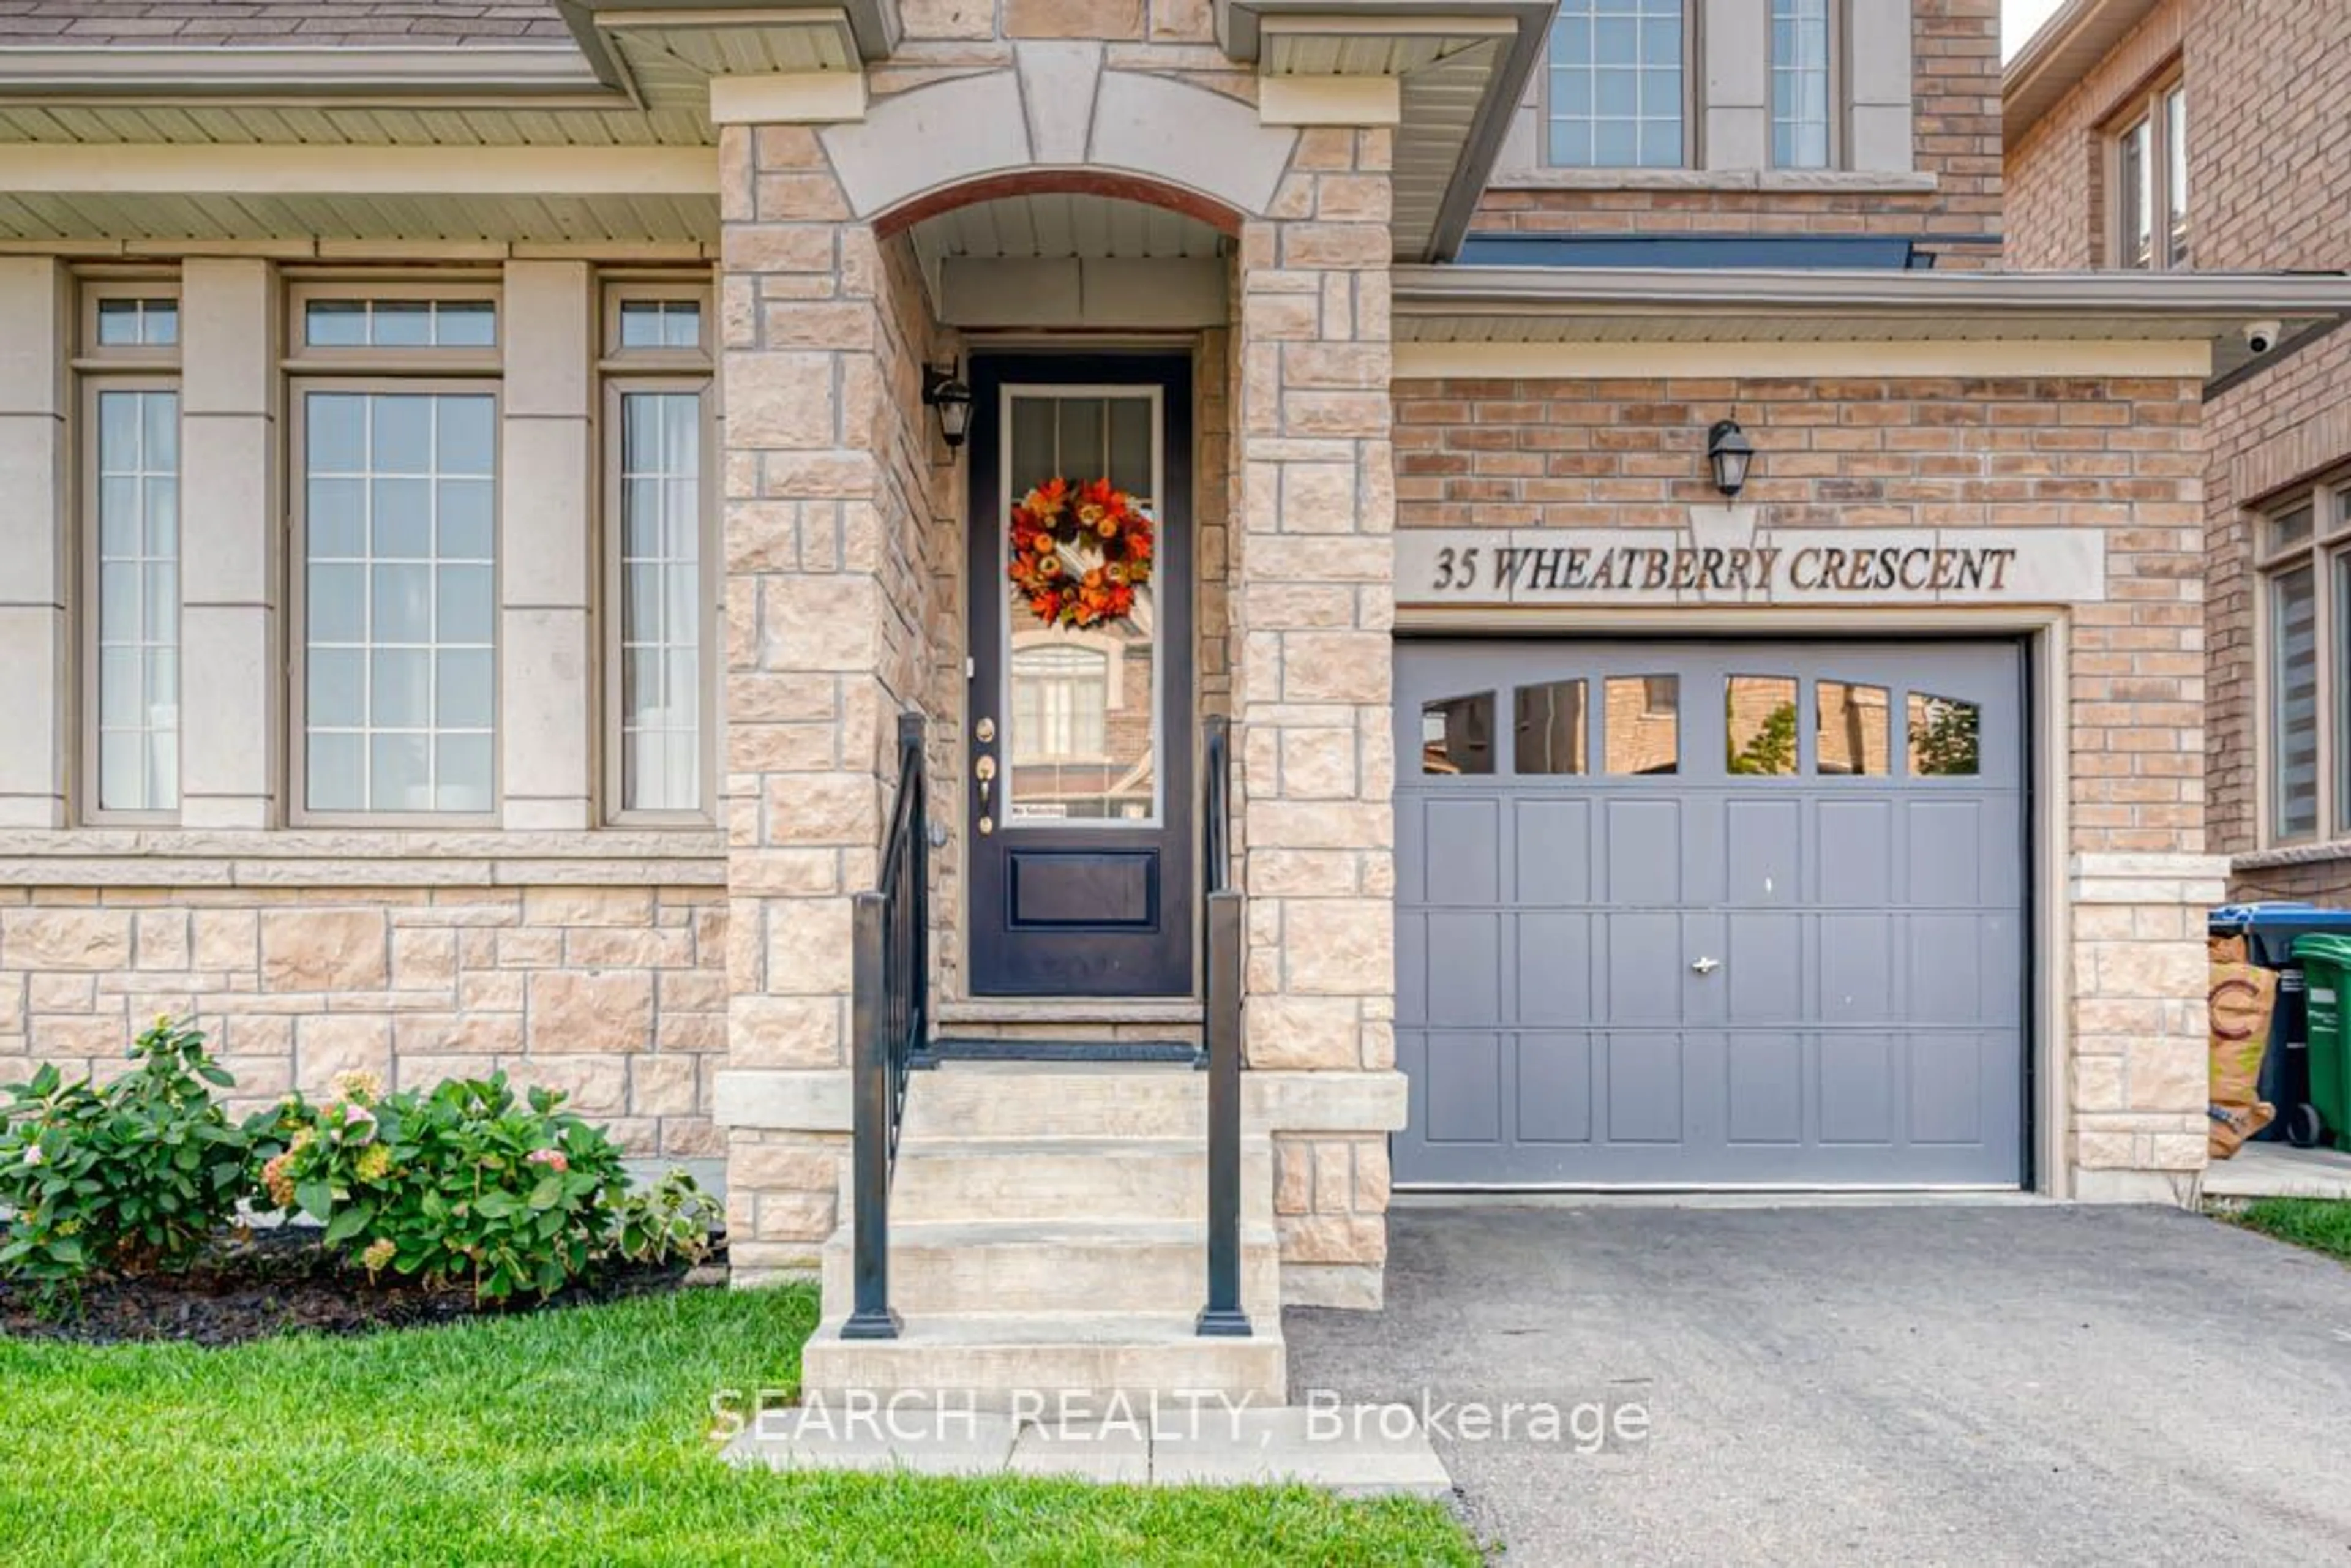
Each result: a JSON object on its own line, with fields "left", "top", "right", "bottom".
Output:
{"left": 2209, "top": 902, "right": 2351, "bottom": 1147}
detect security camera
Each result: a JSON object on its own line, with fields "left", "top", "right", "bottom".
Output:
{"left": 2244, "top": 320, "right": 2282, "bottom": 355}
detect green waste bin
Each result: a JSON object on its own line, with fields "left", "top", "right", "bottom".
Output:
{"left": 2289, "top": 934, "right": 2351, "bottom": 1152}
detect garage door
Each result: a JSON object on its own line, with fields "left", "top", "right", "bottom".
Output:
{"left": 1394, "top": 641, "right": 2026, "bottom": 1188}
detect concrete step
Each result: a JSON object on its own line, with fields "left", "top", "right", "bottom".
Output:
{"left": 800, "top": 1310, "right": 1288, "bottom": 1407}
{"left": 891, "top": 1136, "right": 1273, "bottom": 1224}
{"left": 901, "top": 1062, "right": 1208, "bottom": 1142}
{"left": 820, "top": 1218, "right": 1281, "bottom": 1318}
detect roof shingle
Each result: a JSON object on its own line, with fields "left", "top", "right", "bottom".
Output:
{"left": 0, "top": 1, "right": 578, "bottom": 49}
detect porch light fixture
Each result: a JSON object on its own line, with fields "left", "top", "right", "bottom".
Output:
{"left": 1706, "top": 419, "right": 1755, "bottom": 498}
{"left": 922, "top": 361, "right": 973, "bottom": 449}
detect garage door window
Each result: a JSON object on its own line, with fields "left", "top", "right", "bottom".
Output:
{"left": 1604, "top": 674, "right": 1678, "bottom": 774}
{"left": 1725, "top": 675, "right": 1798, "bottom": 775}
{"left": 1514, "top": 678, "right": 1589, "bottom": 774}
{"left": 1817, "top": 681, "right": 1889, "bottom": 776}
{"left": 1422, "top": 691, "right": 1496, "bottom": 775}
{"left": 1907, "top": 692, "right": 1981, "bottom": 776}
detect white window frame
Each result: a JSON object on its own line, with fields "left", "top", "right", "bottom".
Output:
{"left": 1539, "top": 0, "right": 1697, "bottom": 171}
{"left": 1769, "top": 0, "right": 1842, "bottom": 171}
{"left": 284, "top": 277, "right": 503, "bottom": 827}
{"left": 2255, "top": 476, "right": 2351, "bottom": 847}
{"left": 600, "top": 281, "right": 716, "bottom": 826}
{"left": 76, "top": 278, "right": 182, "bottom": 825}
{"left": 2106, "top": 68, "right": 2188, "bottom": 271}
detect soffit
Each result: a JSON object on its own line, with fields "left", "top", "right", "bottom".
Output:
{"left": 1220, "top": 0, "right": 1551, "bottom": 264}
{"left": 2003, "top": 0, "right": 2167, "bottom": 145}
{"left": 1394, "top": 267, "right": 2351, "bottom": 384}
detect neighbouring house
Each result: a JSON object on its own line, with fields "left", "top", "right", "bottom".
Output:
{"left": 2007, "top": 0, "right": 2351, "bottom": 903}
{"left": 0, "top": 0, "right": 2341, "bottom": 1406}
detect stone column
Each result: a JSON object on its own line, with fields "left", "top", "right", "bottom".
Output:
{"left": 499, "top": 260, "right": 595, "bottom": 830}
{"left": 714, "top": 123, "right": 899, "bottom": 1280}
{"left": 180, "top": 259, "right": 282, "bottom": 830}
{"left": 1232, "top": 127, "right": 1399, "bottom": 1306}
{"left": 0, "top": 258, "right": 67, "bottom": 827}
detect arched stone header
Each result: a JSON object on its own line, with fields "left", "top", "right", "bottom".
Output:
{"left": 820, "top": 47, "right": 1297, "bottom": 228}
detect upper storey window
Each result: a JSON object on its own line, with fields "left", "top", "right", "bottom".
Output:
{"left": 1771, "top": 0, "right": 1833, "bottom": 168}
{"left": 1544, "top": 0, "right": 1688, "bottom": 169}
{"left": 2112, "top": 75, "right": 2188, "bottom": 269}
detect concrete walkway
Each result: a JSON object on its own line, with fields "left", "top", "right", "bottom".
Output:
{"left": 1286, "top": 1203, "right": 2351, "bottom": 1562}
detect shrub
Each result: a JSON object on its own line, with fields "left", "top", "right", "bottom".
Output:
{"left": 612, "top": 1167, "right": 724, "bottom": 1268}
{"left": 0, "top": 1018, "right": 254, "bottom": 1289}
{"left": 267, "top": 1071, "right": 631, "bottom": 1302}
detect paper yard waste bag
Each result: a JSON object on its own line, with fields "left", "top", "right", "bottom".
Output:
{"left": 2208, "top": 959, "right": 2278, "bottom": 1158}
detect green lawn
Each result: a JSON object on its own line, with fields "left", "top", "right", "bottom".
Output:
{"left": 2230, "top": 1196, "right": 2351, "bottom": 1263}
{"left": 0, "top": 1283, "right": 1477, "bottom": 1567}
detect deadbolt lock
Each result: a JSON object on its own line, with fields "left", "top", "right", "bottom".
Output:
{"left": 975, "top": 717, "right": 996, "bottom": 743}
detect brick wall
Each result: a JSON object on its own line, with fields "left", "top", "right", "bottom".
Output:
{"left": 0, "top": 883, "right": 726, "bottom": 1155}
{"left": 2009, "top": 0, "right": 2351, "bottom": 273}
{"left": 1475, "top": 0, "right": 2003, "bottom": 264}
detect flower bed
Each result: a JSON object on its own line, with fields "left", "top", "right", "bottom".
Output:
{"left": 0, "top": 1018, "right": 722, "bottom": 1344}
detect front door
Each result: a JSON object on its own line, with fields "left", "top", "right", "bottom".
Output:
{"left": 966, "top": 356, "right": 1194, "bottom": 996}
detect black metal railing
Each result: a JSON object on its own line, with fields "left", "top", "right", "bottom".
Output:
{"left": 842, "top": 712, "right": 928, "bottom": 1341}
{"left": 1197, "top": 714, "right": 1250, "bottom": 1338}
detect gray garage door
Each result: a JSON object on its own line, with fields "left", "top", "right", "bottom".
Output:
{"left": 1394, "top": 641, "right": 2026, "bottom": 1188}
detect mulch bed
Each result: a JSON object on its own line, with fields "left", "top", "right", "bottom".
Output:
{"left": 0, "top": 1226, "right": 728, "bottom": 1348}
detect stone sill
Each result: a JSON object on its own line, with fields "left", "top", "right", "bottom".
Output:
{"left": 935, "top": 997, "right": 1205, "bottom": 1028}
{"left": 1483, "top": 168, "right": 1938, "bottom": 195}
{"left": 2231, "top": 839, "right": 2351, "bottom": 874}
{"left": 0, "top": 828, "right": 728, "bottom": 888}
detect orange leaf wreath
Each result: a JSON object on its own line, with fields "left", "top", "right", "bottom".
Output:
{"left": 1007, "top": 477, "right": 1155, "bottom": 630}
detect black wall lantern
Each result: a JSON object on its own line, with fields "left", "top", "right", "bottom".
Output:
{"left": 1706, "top": 418, "right": 1754, "bottom": 498}
{"left": 922, "top": 361, "right": 973, "bottom": 450}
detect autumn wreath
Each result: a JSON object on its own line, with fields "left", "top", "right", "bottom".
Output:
{"left": 1007, "top": 477, "right": 1155, "bottom": 630}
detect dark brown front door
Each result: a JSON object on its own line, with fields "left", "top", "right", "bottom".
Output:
{"left": 966, "top": 354, "right": 1193, "bottom": 996}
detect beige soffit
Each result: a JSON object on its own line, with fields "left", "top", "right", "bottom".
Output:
{"left": 2002, "top": 0, "right": 2166, "bottom": 145}
{"left": 1218, "top": 0, "right": 1551, "bottom": 264}
{"left": 1392, "top": 266, "right": 2351, "bottom": 383}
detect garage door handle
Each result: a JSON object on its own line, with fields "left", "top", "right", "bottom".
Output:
{"left": 1690, "top": 956, "right": 1720, "bottom": 976}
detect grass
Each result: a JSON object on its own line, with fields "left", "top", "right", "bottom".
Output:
{"left": 2229, "top": 1196, "right": 2351, "bottom": 1264}
{"left": 0, "top": 1283, "right": 1478, "bottom": 1567}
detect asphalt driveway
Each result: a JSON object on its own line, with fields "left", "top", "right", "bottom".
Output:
{"left": 1285, "top": 1202, "right": 2351, "bottom": 1562}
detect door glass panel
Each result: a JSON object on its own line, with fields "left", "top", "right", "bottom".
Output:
{"left": 1907, "top": 692, "right": 1984, "bottom": 778}
{"left": 1514, "top": 679, "right": 1588, "bottom": 775}
{"left": 1725, "top": 675, "right": 1799, "bottom": 775}
{"left": 1604, "top": 674, "right": 1678, "bottom": 775}
{"left": 1421, "top": 692, "right": 1496, "bottom": 775}
{"left": 1002, "top": 391, "right": 1160, "bottom": 823}
{"left": 1816, "top": 681, "right": 1890, "bottom": 776}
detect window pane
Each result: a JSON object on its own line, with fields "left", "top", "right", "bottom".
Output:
{"left": 2117, "top": 116, "right": 2153, "bottom": 269}
{"left": 94, "top": 389, "right": 179, "bottom": 811}
{"left": 2273, "top": 565, "right": 2319, "bottom": 838}
{"left": 304, "top": 299, "right": 496, "bottom": 349}
{"left": 2338, "top": 555, "right": 2351, "bottom": 836}
{"left": 1605, "top": 675, "right": 1678, "bottom": 775}
{"left": 1420, "top": 692, "right": 1496, "bottom": 776}
{"left": 1514, "top": 679, "right": 1589, "bottom": 775}
{"left": 303, "top": 390, "right": 496, "bottom": 814}
{"left": 618, "top": 391, "right": 704, "bottom": 812}
{"left": 2165, "top": 86, "right": 2190, "bottom": 268}
{"left": 2267, "top": 503, "right": 2313, "bottom": 556}
{"left": 1546, "top": 0, "right": 1684, "bottom": 169}
{"left": 620, "top": 299, "right": 702, "bottom": 350}
{"left": 1907, "top": 693, "right": 1982, "bottom": 778}
{"left": 1771, "top": 0, "right": 1832, "bottom": 170}
{"left": 96, "top": 297, "right": 177, "bottom": 348}
{"left": 1817, "top": 681, "right": 1889, "bottom": 776}
{"left": 1726, "top": 676, "right": 1799, "bottom": 775}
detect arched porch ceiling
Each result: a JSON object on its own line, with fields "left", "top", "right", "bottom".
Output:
{"left": 907, "top": 192, "right": 1232, "bottom": 332}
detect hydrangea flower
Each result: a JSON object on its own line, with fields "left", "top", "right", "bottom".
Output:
{"left": 329, "top": 1069, "right": 386, "bottom": 1106}
{"left": 526, "top": 1148, "right": 569, "bottom": 1174}
{"left": 356, "top": 1144, "right": 393, "bottom": 1183}
{"left": 361, "top": 1237, "right": 397, "bottom": 1277}
{"left": 21, "top": 1142, "right": 43, "bottom": 1167}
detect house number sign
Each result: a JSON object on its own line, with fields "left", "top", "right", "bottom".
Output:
{"left": 1401, "top": 522, "right": 2105, "bottom": 607}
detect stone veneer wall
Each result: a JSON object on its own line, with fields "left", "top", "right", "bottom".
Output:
{"left": 0, "top": 883, "right": 727, "bottom": 1156}
{"left": 1394, "top": 371, "right": 2217, "bottom": 1196}
{"left": 1233, "top": 129, "right": 1398, "bottom": 1302}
